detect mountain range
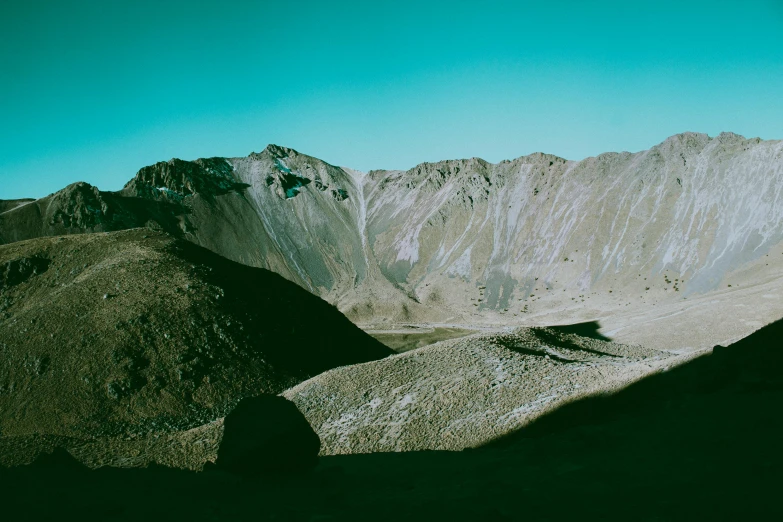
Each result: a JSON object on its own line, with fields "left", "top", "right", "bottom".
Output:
{"left": 2, "top": 132, "right": 782, "bottom": 346}
{"left": 3, "top": 131, "right": 783, "bottom": 520}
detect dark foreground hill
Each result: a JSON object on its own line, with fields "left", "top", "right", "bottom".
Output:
{"left": 1, "top": 318, "right": 781, "bottom": 521}
{"left": 0, "top": 229, "right": 391, "bottom": 468}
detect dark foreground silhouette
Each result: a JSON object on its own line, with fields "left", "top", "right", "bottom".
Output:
{"left": 214, "top": 395, "right": 320, "bottom": 476}
{"left": 3, "top": 319, "right": 782, "bottom": 521}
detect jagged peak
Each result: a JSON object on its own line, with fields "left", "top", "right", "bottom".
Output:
{"left": 250, "top": 144, "right": 348, "bottom": 179}
{"left": 122, "top": 156, "right": 241, "bottom": 199}
{"left": 112, "top": 132, "right": 777, "bottom": 202}
{"left": 62, "top": 180, "right": 97, "bottom": 191}
{"left": 47, "top": 181, "right": 110, "bottom": 229}
{"left": 420, "top": 156, "right": 489, "bottom": 168}
{"left": 710, "top": 131, "right": 768, "bottom": 147}
{"left": 261, "top": 144, "right": 300, "bottom": 159}
{"left": 50, "top": 181, "right": 104, "bottom": 202}
{"left": 646, "top": 132, "right": 714, "bottom": 160}
{"left": 663, "top": 131, "right": 711, "bottom": 143}
{"left": 506, "top": 151, "right": 570, "bottom": 166}
{"left": 398, "top": 157, "right": 491, "bottom": 180}
{"left": 715, "top": 131, "right": 746, "bottom": 141}
{"left": 653, "top": 131, "right": 763, "bottom": 152}
{"left": 384, "top": 152, "right": 574, "bottom": 188}
{"left": 253, "top": 131, "right": 772, "bottom": 183}
{"left": 379, "top": 152, "right": 573, "bottom": 182}
{"left": 137, "top": 156, "right": 231, "bottom": 170}
{"left": 49, "top": 181, "right": 102, "bottom": 201}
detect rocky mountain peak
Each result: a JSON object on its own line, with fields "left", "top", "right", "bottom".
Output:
{"left": 122, "top": 157, "right": 245, "bottom": 200}
{"left": 262, "top": 144, "right": 299, "bottom": 159}
{"left": 509, "top": 151, "right": 568, "bottom": 165}
{"left": 48, "top": 182, "right": 110, "bottom": 229}
{"left": 653, "top": 132, "right": 711, "bottom": 157}
{"left": 2, "top": 131, "right": 782, "bottom": 327}
{"left": 385, "top": 157, "right": 494, "bottom": 192}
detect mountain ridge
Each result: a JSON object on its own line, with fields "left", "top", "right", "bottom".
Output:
{"left": 2, "top": 131, "right": 782, "bottom": 344}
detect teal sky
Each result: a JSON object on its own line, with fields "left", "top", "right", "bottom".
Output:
{"left": 2, "top": 0, "right": 782, "bottom": 199}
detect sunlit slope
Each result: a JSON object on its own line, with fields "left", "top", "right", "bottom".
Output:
{"left": 364, "top": 132, "right": 783, "bottom": 322}
{"left": 284, "top": 327, "right": 677, "bottom": 454}
{"left": 2, "top": 133, "right": 782, "bottom": 327}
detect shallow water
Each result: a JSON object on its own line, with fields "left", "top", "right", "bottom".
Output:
{"left": 369, "top": 327, "right": 474, "bottom": 353}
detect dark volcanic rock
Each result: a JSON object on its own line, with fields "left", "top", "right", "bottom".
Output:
{"left": 216, "top": 395, "right": 320, "bottom": 476}
{"left": 48, "top": 182, "right": 110, "bottom": 229}
{"left": 2, "top": 321, "right": 782, "bottom": 520}
{"left": 122, "top": 157, "right": 248, "bottom": 200}
{"left": 0, "top": 255, "right": 49, "bottom": 290}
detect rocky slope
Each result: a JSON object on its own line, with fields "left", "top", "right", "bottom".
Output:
{"left": 283, "top": 327, "right": 679, "bottom": 454}
{"left": 0, "top": 199, "right": 34, "bottom": 214}
{"left": 2, "top": 133, "right": 782, "bottom": 336}
{"left": 0, "top": 181, "right": 186, "bottom": 244}
{"left": 5, "top": 320, "right": 780, "bottom": 521}
{"left": 0, "top": 229, "right": 391, "bottom": 468}
{"left": 361, "top": 132, "right": 783, "bottom": 326}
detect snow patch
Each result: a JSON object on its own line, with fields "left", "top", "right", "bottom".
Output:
{"left": 275, "top": 158, "right": 292, "bottom": 174}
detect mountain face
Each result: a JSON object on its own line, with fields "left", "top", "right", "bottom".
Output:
{"left": 2, "top": 133, "right": 782, "bottom": 328}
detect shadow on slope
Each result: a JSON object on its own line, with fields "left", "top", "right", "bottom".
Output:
{"left": 490, "top": 318, "right": 783, "bottom": 444}
{"left": 0, "top": 229, "right": 393, "bottom": 464}
{"left": 549, "top": 320, "right": 612, "bottom": 341}
{"left": 171, "top": 238, "right": 393, "bottom": 378}
{"left": 2, "top": 320, "right": 781, "bottom": 520}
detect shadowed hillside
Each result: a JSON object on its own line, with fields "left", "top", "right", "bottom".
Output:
{"left": 2, "top": 318, "right": 780, "bottom": 520}
{"left": 0, "top": 229, "right": 391, "bottom": 469}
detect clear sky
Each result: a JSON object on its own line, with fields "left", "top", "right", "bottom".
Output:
{"left": 2, "top": 0, "right": 782, "bottom": 199}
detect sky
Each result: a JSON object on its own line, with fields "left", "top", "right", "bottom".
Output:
{"left": 1, "top": 0, "right": 782, "bottom": 199}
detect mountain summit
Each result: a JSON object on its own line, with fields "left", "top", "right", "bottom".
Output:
{"left": 2, "top": 132, "right": 782, "bottom": 340}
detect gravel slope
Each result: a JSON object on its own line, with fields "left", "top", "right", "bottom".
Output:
{"left": 284, "top": 327, "right": 683, "bottom": 454}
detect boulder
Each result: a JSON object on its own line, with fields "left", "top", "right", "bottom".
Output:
{"left": 215, "top": 395, "right": 320, "bottom": 476}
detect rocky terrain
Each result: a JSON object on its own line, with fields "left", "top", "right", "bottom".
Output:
{"left": 0, "top": 132, "right": 781, "bottom": 519}
{"left": 3, "top": 319, "right": 781, "bottom": 521}
{"left": 2, "top": 133, "right": 782, "bottom": 347}
{"left": 284, "top": 327, "right": 679, "bottom": 454}
{"left": 0, "top": 199, "right": 34, "bottom": 214}
{"left": 0, "top": 229, "right": 391, "bottom": 469}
